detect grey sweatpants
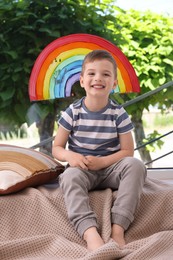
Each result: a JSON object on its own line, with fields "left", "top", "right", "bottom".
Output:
{"left": 59, "top": 157, "right": 147, "bottom": 237}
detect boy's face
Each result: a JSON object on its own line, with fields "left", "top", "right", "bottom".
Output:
{"left": 80, "top": 59, "right": 117, "bottom": 97}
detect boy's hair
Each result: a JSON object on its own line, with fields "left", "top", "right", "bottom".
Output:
{"left": 81, "top": 49, "right": 117, "bottom": 77}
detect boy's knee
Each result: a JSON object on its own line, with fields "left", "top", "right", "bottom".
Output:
{"left": 123, "top": 157, "right": 147, "bottom": 179}
{"left": 59, "top": 167, "right": 85, "bottom": 188}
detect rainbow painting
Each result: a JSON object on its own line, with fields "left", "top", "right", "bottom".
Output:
{"left": 29, "top": 34, "right": 140, "bottom": 101}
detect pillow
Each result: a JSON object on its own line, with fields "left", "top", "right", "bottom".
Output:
{"left": 0, "top": 144, "right": 64, "bottom": 195}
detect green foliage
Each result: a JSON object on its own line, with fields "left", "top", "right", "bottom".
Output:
{"left": 111, "top": 9, "right": 173, "bottom": 113}
{"left": 0, "top": 0, "right": 173, "bottom": 139}
{"left": 143, "top": 130, "right": 164, "bottom": 152}
{"left": 0, "top": 0, "right": 116, "bottom": 127}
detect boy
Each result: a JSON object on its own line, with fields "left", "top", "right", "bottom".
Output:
{"left": 52, "top": 50, "right": 147, "bottom": 251}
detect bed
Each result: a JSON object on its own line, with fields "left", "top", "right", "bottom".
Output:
{"left": 1, "top": 145, "right": 173, "bottom": 259}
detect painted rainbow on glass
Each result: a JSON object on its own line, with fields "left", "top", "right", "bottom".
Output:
{"left": 29, "top": 33, "right": 140, "bottom": 101}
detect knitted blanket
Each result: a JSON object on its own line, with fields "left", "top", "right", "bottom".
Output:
{"left": 1, "top": 177, "right": 173, "bottom": 260}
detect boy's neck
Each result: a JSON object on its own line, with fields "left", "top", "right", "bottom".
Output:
{"left": 84, "top": 96, "right": 109, "bottom": 112}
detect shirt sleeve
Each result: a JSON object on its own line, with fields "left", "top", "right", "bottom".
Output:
{"left": 58, "top": 105, "right": 73, "bottom": 132}
{"left": 116, "top": 106, "right": 134, "bottom": 134}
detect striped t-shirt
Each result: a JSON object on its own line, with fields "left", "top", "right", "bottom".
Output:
{"left": 58, "top": 97, "right": 133, "bottom": 156}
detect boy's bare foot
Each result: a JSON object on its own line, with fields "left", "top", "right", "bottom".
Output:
{"left": 111, "top": 224, "right": 125, "bottom": 248}
{"left": 83, "top": 227, "right": 105, "bottom": 251}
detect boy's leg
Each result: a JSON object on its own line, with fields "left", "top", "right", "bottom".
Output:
{"left": 98, "top": 157, "right": 147, "bottom": 246}
{"left": 59, "top": 167, "right": 104, "bottom": 250}
{"left": 111, "top": 224, "right": 125, "bottom": 247}
{"left": 110, "top": 157, "right": 146, "bottom": 229}
{"left": 83, "top": 227, "right": 104, "bottom": 251}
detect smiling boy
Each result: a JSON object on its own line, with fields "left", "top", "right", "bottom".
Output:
{"left": 52, "top": 50, "right": 147, "bottom": 251}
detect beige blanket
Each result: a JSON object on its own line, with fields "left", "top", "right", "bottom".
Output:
{"left": 1, "top": 177, "right": 173, "bottom": 260}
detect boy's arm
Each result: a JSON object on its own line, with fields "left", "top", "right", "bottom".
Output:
{"left": 86, "top": 131, "right": 134, "bottom": 170}
{"left": 108, "top": 130, "right": 134, "bottom": 162}
{"left": 52, "top": 125, "right": 89, "bottom": 169}
{"left": 52, "top": 125, "right": 70, "bottom": 162}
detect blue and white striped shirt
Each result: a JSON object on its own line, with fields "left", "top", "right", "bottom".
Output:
{"left": 58, "top": 97, "right": 133, "bottom": 156}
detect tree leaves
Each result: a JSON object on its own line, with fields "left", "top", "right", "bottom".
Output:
{"left": 0, "top": 0, "right": 172, "bottom": 143}
{"left": 0, "top": 88, "right": 15, "bottom": 101}
{"left": 111, "top": 9, "right": 173, "bottom": 104}
{"left": 0, "top": 0, "right": 116, "bottom": 127}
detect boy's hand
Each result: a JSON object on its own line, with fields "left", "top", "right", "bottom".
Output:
{"left": 85, "top": 156, "right": 105, "bottom": 171}
{"left": 67, "top": 151, "right": 89, "bottom": 170}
